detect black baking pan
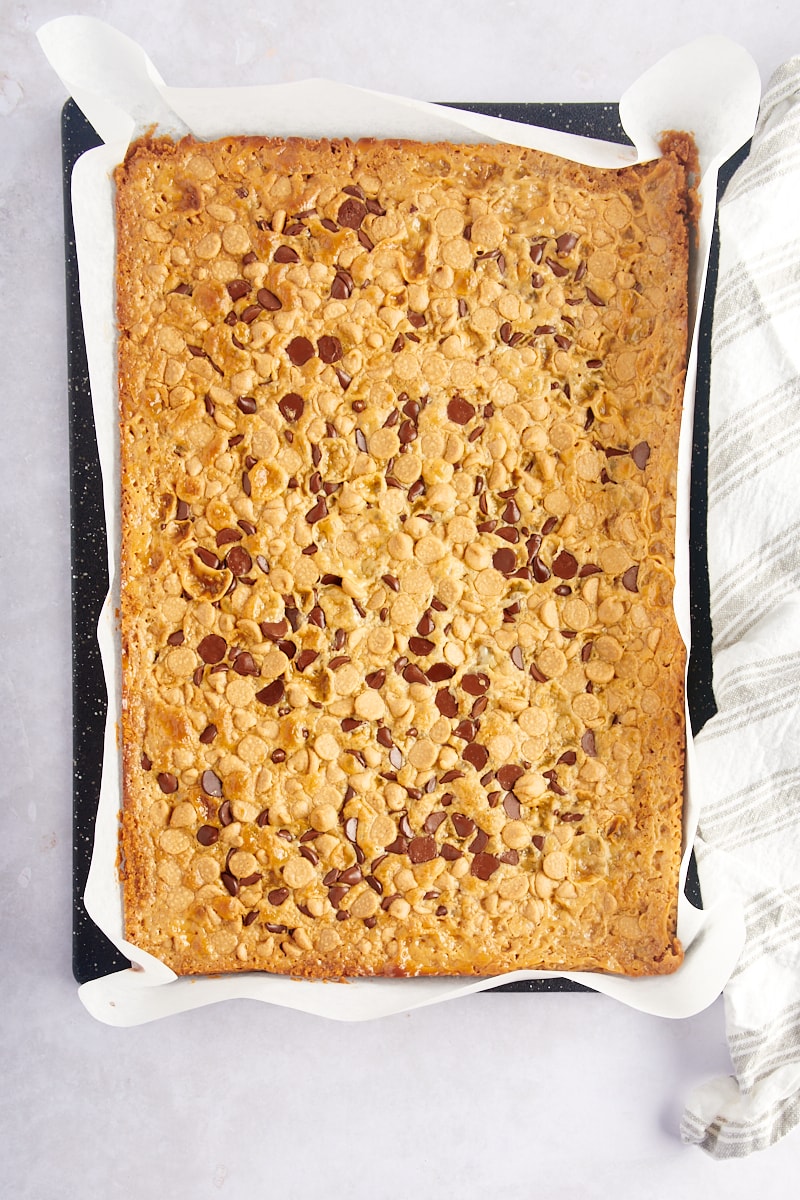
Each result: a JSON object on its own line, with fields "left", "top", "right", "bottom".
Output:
{"left": 65, "top": 97, "right": 735, "bottom": 990}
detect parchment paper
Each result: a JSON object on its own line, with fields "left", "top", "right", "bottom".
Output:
{"left": 38, "top": 16, "right": 760, "bottom": 1025}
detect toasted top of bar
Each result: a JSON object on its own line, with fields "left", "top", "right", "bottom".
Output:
{"left": 116, "top": 136, "right": 688, "bottom": 978}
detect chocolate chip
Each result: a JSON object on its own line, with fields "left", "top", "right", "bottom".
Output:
{"left": 469, "top": 830, "right": 488, "bottom": 855}
{"left": 381, "top": 573, "right": 400, "bottom": 593}
{"left": 407, "top": 835, "right": 436, "bottom": 864}
{"left": 581, "top": 730, "right": 597, "bottom": 758}
{"left": 226, "top": 279, "right": 249, "bottom": 302}
{"left": 423, "top": 812, "right": 447, "bottom": 836}
{"left": 329, "top": 655, "right": 351, "bottom": 671}
{"left": 197, "top": 634, "right": 226, "bottom": 664}
{"left": 497, "top": 765, "right": 524, "bottom": 792}
{"left": 631, "top": 442, "right": 650, "bottom": 470}
{"left": 318, "top": 335, "right": 343, "bottom": 364}
{"left": 385, "top": 836, "right": 409, "bottom": 856}
{"left": 255, "top": 679, "right": 285, "bottom": 706}
{"left": 463, "top": 743, "right": 489, "bottom": 770}
{"left": 295, "top": 649, "right": 319, "bottom": 672}
{"left": 256, "top": 287, "right": 281, "bottom": 311}
{"left": 305, "top": 498, "right": 328, "bottom": 525}
{"left": 307, "top": 605, "right": 326, "bottom": 630}
{"left": 510, "top": 646, "right": 525, "bottom": 671}
{"left": 471, "top": 853, "right": 500, "bottom": 881}
{"left": 196, "top": 826, "right": 219, "bottom": 846}
{"left": 237, "top": 872, "right": 262, "bottom": 889}
{"left": 398, "top": 419, "right": 417, "bottom": 445}
{"left": 216, "top": 528, "right": 243, "bottom": 549}
{"left": 492, "top": 547, "right": 517, "bottom": 574}
{"left": 579, "top": 563, "right": 601, "bottom": 578}
{"left": 331, "top": 270, "right": 354, "bottom": 300}
{"left": 498, "top": 850, "right": 519, "bottom": 866}
{"left": 198, "top": 724, "right": 217, "bottom": 747}
{"left": 220, "top": 871, "right": 238, "bottom": 897}
{"left": 233, "top": 651, "right": 258, "bottom": 676}
{"left": 556, "top": 232, "right": 578, "bottom": 255}
{"left": 196, "top": 547, "right": 221, "bottom": 570}
{"left": 447, "top": 396, "right": 475, "bottom": 425}
{"left": 440, "top": 843, "right": 462, "bottom": 862}
{"left": 527, "top": 555, "right": 549, "bottom": 584}
{"left": 447, "top": 813, "right": 474, "bottom": 841}
{"left": 458, "top": 673, "right": 487, "bottom": 699}
{"left": 278, "top": 392, "right": 304, "bottom": 422}
{"left": 552, "top": 551, "right": 578, "bottom": 579}
{"left": 408, "top": 637, "right": 435, "bottom": 656}
{"left": 407, "top": 478, "right": 426, "bottom": 502}
{"left": 585, "top": 287, "right": 605, "bottom": 306}
{"left": 525, "top": 534, "right": 542, "bottom": 562}
{"left": 435, "top": 689, "right": 459, "bottom": 718}
{"left": 338, "top": 198, "right": 367, "bottom": 228}
{"left": 200, "top": 769, "right": 222, "bottom": 798}
{"left": 557, "top": 750, "right": 577, "bottom": 766}
{"left": 226, "top": 546, "right": 253, "bottom": 577}
{"left": 338, "top": 816, "right": 357, "bottom": 845}
{"left": 546, "top": 257, "right": 569, "bottom": 278}
{"left": 286, "top": 337, "right": 315, "bottom": 366}
{"left": 502, "top": 793, "right": 522, "bottom": 819}
{"left": 274, "top": 246, "right": 299, "bottom": 264}
{"left": 454, "top": 719, "right": 477, "bottom": 743}
{"left": 166, "top": 630, "right": 185, "bottom": 647}
{"left": 622, "top": 565, "right": 639, "bottom": 592}
{"left": 260, "top": 619, "right": 289, "bottom": 641}
{"left": 156, "top": 772, "right": 177, "bottom": 795}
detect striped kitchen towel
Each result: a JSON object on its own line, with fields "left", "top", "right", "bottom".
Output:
{"left": 680, "top": 58, "right": 800, "bottom": 1158}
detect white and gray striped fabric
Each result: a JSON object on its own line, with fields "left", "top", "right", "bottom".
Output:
{"left": 680, "top": 59, "right": 800, "bottom": 1158}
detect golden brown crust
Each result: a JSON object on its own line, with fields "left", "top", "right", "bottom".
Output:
{"left": 116, "top": 135, "right": 688, "bottom": 979}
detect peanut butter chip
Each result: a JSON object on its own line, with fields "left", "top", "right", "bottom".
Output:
{"left": 283, "top": 858, "right": 316, "bottom": 889}
{"left": 408, "top": 739, "right": 438, "bottom": 770}
{"left": 543, "top": 852, "right": 568, "bottom": 881}
{"left": 159, "top": 830, "right": 191, "bottom": 855}
{"left": 349, "top": 889, "right": 380, "bottom": 919}
{"left": 471, "top": 215, "right": 504, "bottom": 249}
{"left": 502, "top": 821, "right": 531, "bottom": 850}
{"left": 315, "top": 734, "right": 341, "bottom": 761}
{"left": 195, "top": 232, "right": 221, "bottom": 259}
{"left": 354, "top": 690, "right": 385, "bottom": 721}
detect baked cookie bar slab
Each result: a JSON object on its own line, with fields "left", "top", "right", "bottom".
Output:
{"left": 116, "top": 136, "right": 688, "bottom": 978}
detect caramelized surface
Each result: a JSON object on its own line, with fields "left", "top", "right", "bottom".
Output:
{"left": 116, "top": 136, "right": 687, "bottom": 977}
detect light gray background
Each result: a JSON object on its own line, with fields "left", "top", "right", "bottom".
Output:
{"left": 3, "top": 2, "right": 800, "bottom": 1196}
